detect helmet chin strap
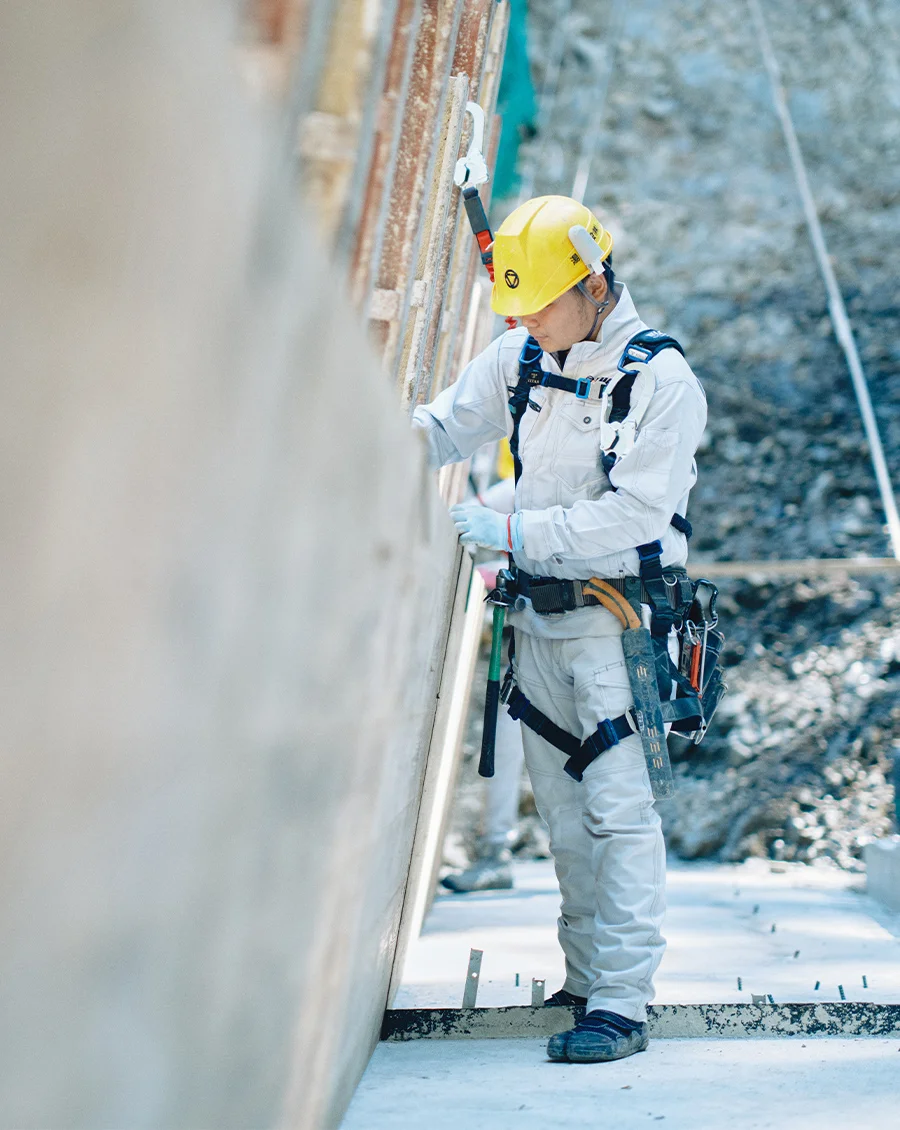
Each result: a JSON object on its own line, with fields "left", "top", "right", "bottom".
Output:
{"left": 576, "top": 279, "right": 610, "bottom": 341}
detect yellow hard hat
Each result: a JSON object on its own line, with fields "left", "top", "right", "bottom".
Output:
{"left": 490, "top": 196, "right": 613, "bottom": 317}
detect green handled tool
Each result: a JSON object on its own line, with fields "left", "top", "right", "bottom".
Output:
{"left": 478, "top": 603, "right": 507, "bottom": 778}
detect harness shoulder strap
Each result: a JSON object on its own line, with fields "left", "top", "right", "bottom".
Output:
{"left": 507, "top": 335, "right": 541, "bottom": 484}
{"left": 510, "top": 329, "right": 686, "bottom": 485}
{"left": 618, "top": 329, "right": 685, "bottom": 374}
{"left": 610, "top": 329, "right": 684, "bottom": 422}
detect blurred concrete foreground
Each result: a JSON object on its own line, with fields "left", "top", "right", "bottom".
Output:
{"left": 0, "top": 2, "right": 456, "bottom": 1127}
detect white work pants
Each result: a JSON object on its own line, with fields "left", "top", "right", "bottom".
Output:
{"left": 514, "top": 630, "right": 666, "bottom": 1022}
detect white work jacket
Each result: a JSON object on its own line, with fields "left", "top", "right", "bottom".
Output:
{"left": 413, "top": 285, "right": 708, "bottom": 638}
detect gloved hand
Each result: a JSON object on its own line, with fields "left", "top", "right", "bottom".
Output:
{"left": 449, "top": 504, "right": 523, "bottom": 552}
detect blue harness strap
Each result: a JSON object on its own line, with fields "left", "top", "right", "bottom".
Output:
{"left": 508, "top": 329, "right": 688, "bottom": 507}
{"left": 507, "top": 683, "right": 705, "bottom": 782}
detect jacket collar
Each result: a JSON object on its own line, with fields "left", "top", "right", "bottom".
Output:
{"left": 548, "top": 284, "right": 646, "bottom": 374}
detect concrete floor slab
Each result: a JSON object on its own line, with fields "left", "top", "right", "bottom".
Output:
{"left": 394, "top": 860, "right": 900, "bottom": 1009}
{"left": 342, "top": 1036, "right": 900, "bottom": 1129}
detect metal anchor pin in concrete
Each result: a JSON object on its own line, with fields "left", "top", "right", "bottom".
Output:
{"left": 453, "top": 102, "right": 489, "bottom": 190}
{"left": 462, "top": 947, "right": 483, "bottom": 1008}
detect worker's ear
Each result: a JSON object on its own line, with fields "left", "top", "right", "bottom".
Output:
{"left": 583, "top": 271, "right": 608, "bottom": 304}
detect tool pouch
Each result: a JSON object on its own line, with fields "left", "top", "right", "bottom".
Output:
{"left": 673, "top": 578, "right": 727, "bottom": 744}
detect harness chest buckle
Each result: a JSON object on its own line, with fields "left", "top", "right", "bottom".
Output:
{"left": 574, "top": 376, "right": 592, "bottom": 399}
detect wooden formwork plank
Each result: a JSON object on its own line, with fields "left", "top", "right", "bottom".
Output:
{"left": 298, "top": 0, "right": 400, "bottom": 248}
{"left": 408, "top": 0, "right": 496, "bottom": 405}
{"left": 398, "top": 73, "right": 470, "bottom": 410}
{"left": 238, "top": 0, "right": 332, "bottom": 102}
{"left": 691, "top": 557, "right": 900, "bottom": 578}
{"left": 453, "top": 0, "right": 496, "bottom": 92}
{"left": 437, "top": 2, "right": 509, "bottom": 391}
{"left": 350, "top": 0, "right": 423, "bottom": 312}
{"left": 370, "top": 0, "right": 465, "bottom": 384}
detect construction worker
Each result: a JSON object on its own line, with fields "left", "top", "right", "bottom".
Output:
{"left": 413, "top": 195, "right": 707, "bottom": 1063}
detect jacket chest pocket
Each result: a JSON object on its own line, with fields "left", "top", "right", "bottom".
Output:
{"left": 551, "top": 402, "right": 608, "bottom": 491}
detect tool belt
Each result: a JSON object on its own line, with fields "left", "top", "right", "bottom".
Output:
{"left": 487, "top": 547, "right": 728, "bottom": 784}
{"left": 513, "top": 567, "right": 686, "bottom": 617}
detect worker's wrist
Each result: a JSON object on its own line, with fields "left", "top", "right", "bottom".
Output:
{"left": 508, "top": 512, "right": 524, "bottom": 553}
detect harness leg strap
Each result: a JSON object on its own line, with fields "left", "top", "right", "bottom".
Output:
{"left": 507, "top": 688, "right": 635, "bottom": 783}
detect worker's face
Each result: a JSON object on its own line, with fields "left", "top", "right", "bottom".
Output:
{"left": 520, "top": 275, "right": 608, "bottom": 353}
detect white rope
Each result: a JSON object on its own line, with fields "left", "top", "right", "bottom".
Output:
{"left": 748, "top": 0, "right": 900, "bottom": 560}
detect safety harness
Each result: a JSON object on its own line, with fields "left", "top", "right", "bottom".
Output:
{"left": 489, "top": 330, "right": 727, "bottom": 782}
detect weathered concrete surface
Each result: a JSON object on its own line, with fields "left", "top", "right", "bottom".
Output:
{"left": 0, "top": 3, "right": 465, "bottom": 1128}
{"left": 865, "top": 837, "right": 900, "bottom": 912}
{"left": 382, "top": 1002, "right": 900, "bottom": 1041}
{"left": 342, "top": 1036, "right": 900, "bottom": 1129}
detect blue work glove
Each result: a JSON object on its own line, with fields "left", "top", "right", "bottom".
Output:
{"left": 449, "top": 504, "right": 524, "bottom": 552}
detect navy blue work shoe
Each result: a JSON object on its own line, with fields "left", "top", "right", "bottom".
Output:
{"left": 547, "top": 1009, "right": 649, "bottom": 1063}
{"left": 543, "top": 988, "right": 588, "bottom": 1007}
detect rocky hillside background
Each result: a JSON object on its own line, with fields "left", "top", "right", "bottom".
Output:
{"left": 445, "top": 0, "right": 900, "bottom": 873}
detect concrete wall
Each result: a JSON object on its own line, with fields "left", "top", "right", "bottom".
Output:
{"left": 0, "top": 2, "right": 467, "bottom": 1126}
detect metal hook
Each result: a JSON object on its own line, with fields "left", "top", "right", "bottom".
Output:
{"left": 453, "top": 102, "right": 489, "bottom": 189}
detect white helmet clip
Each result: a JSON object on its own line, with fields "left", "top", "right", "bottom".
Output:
{"left": 568, "top": 224, "right": 607, "bottom": 274}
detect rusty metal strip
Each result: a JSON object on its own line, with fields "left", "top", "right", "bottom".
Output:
{"left": 382, "top": 1003, "right": 900, "bottom": 1041}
